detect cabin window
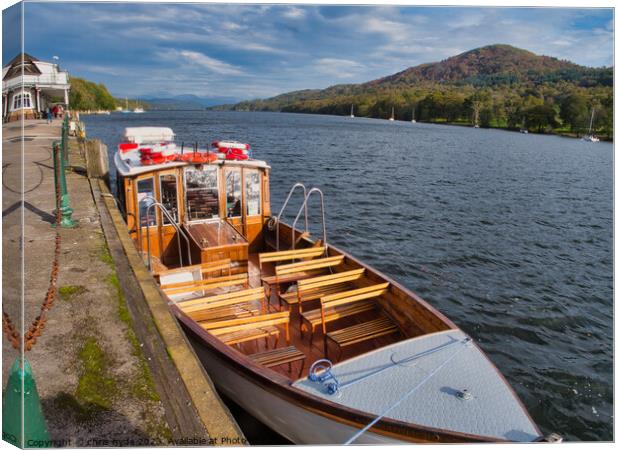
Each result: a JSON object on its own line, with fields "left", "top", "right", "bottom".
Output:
{"left": 245, "top": 170, "right": 261, "bottom": 216}
{"left": 185, "top": 166, "right": 219, "bottom": 221}
{"left": 225, "top": 168, "right": 242, "bottom": 218}
{"left": 12, "top": 92, "right": 31, "bottom": 110}
{"left": 137, "top": 178, "right": 156, "bottom": 227}
{"left": 159, "top": 174, "right": 178, "bottom": 224}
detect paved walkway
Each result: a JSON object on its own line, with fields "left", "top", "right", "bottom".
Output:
{"left": 2, "top": 119, "right": 170, "bottom": 445}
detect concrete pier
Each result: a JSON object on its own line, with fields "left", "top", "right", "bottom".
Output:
{"left": 2, "top": 118, "right": 242, "bottom": 445}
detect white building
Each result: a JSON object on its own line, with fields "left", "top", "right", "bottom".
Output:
{"left": 2, "top": 53, "right": 70, "bottom": 122}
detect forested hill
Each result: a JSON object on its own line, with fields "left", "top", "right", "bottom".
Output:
{"left": 212, "top": 44, "right": 613, "bottom": 138}
{"left": 69, "top": 77, "right": 117, "bottom": 110}
{"left": 69, "top": 77, "right": 149, "bottom": 111}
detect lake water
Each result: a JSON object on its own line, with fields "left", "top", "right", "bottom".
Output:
{"left": 83, "top": 110, "right": 613, "bottom": 442}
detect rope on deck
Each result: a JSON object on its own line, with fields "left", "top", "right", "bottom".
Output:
{"left": 344, "top": 337, "right": 471, "bottom": 445}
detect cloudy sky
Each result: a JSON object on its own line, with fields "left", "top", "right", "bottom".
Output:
{"left": 3, "top": 2, "right": 614, "bottom": 101}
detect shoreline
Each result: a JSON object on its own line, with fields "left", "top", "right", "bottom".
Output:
{"left": 204, "top": 109, "right": 614, "bottom": 142}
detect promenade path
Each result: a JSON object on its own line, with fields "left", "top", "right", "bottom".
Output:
{"left": 2, "top": 119, "right": 170, "bottom": 445}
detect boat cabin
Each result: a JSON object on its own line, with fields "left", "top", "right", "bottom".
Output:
{"left": 116, "top": 147, "right": 270, "bottom": 270}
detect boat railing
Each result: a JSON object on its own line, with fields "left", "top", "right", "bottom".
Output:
{"left": 141, "top": 197, "right": 193, "bottom": 271}
{"left": 275, "top": 182, "right": 309, "bottom": 251}
{"left": 291, "top": 187, "right": 327, "bottom": 253}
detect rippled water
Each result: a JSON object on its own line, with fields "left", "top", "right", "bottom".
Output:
{"left": 83, "top": 110, "right": 613, "bottom": 441}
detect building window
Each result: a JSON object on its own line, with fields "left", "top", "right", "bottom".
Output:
{"left": 185, "top": 166, "right": 219, "bottom": 221}
{"left": 12, "top": 92, "right": 32, "bottom": 111}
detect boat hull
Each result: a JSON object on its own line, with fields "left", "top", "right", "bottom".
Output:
{"left": 185, "top": 331, "right": 405, "bottom": 444}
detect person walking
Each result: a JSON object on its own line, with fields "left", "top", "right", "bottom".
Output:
{"left": 46, "top": 107, "right": 53, "bottom": 124}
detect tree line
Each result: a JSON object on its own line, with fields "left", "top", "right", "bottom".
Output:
{"left": 278, "top": 83, "right": 612, "bottom": 139}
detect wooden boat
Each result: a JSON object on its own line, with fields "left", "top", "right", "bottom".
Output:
{"left": 113, "top": 127, "right": 552, "bottom": 444}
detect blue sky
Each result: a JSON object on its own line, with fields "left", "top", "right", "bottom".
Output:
{"left": 3, "top": 2, "right": 614, "bottom": 101}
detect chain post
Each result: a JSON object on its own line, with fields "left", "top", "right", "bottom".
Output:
{"left": 52, "top": 141, "right": 75, "bottom": 228}
{"left": 2, "top": 358, "right": 50, "bottom": 447}
{"left": 61, "top": 115, "right": 69, "bottom": 166}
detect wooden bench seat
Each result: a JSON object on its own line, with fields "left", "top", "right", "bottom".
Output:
{"left": 215, "top": 327, "right": 280, "bottom": 347}
{"left": 248, "top": 346, "right": 306, "bottom": 377}
{"left": 326, "top": 316, "right": 399, "bottom": 360}
{"left": 156, "top": 258, "right": 232, "bottom": 278}
{"left": 261, "top": 255, "right": 344, "bottom": 299}
{"left": 302, "top": 283, "right": 389, "bottom": 347}
{"left": 279, "top": 283, "right": 351, "bottom": 307}
{"left": 203, "top": 311, "right": 291, "bottom": 348}
{"left": 178, "top": 287, "right": 266, "bottom": 313}
{"left": 162, "top": 273, "right": 249, "bottom": 300}
{"left": 301, "top": 299, "right": 376, "bottom": 337}
{"left": 258, "top": 247, "right": 325, "bottom": 270}
{"left": 184, "top": 304, "right": 260, "bottom": 323}
{"left": 278, "top": 268, "right": 365, "bottom": 314}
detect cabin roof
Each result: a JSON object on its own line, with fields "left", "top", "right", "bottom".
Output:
{"left": 114, "top": 151, "right": 270, "bottom": 177}
{"left": 293, "top": 329, "right": 540, "bottom": 442}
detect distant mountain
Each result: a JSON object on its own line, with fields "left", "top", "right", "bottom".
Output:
{"left": 212, "top": 44, "right": 611, "bottom": 112}
{"left": 364, "top": 44, "right": 586, "bottom": 87}
{"left": 142, "top": 94, "right": 241, "bottom": 110}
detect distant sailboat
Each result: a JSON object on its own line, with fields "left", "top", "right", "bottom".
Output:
{"left": 411, "top": 107, "right": 416, "bottom": 123}
{"left": 389, "top": 107, "right": 395, "bottom": 121}
{"left": 121, "top": 97, "right": 131, "bottom": 114}
{"left": 134, "top": 100, "right": 145, "bottom": 114}
{"left": 582, "top": 108, "right": 600, "bottom": 142}
{"left": 350, "top": 104, "right": 355, "bottom": 118}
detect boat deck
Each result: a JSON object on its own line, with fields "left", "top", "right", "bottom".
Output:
{"left": 234, "top": 253, "right": 402, "bottom": 379}
{"left": 293, "top": 329, "right": 541, "bottom": 442}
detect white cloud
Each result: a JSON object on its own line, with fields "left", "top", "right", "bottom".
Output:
{"left": 315, "top": 58, "right": 366, "bottom": 79}
{"left": 282, "top": 7, "right": 306, "bottom": 20}
{"left": 178, "top": 50, "right": 244, "bottom": 75}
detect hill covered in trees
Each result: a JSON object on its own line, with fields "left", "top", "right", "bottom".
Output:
{"left": 213, "top": 45, "right": 613, "bottom": 138}
{"left": 69, "top": 77, "right": 117, "bottom": 111}
{"left": 69, "top": 77, "right": 149, "bottom": 111}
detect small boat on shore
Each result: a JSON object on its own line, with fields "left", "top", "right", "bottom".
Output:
{"left": 113, "top": 126, "right": 554, "bottom": 444}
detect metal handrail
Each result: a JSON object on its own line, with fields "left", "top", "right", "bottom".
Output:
{"left": 275, "top": 182, "right": 309, "bottom": 251}
{"left": 141, "top": 196, "right": 192, "bottom": 271}
{"left": 291, "top": 187, "right": 327, "bottom": 252}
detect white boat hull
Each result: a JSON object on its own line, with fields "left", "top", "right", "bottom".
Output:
{"left": 188, "top": 337, "right": 404, "bottom": 444}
